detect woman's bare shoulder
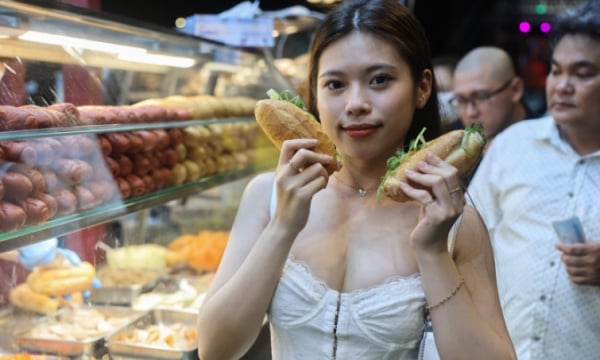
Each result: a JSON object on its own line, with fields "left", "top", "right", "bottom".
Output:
{"left": 235, "top": 171, "right": 276, "bottom": 215}
{"left": 244, "top": 171, "right": 276, "bottom": 197}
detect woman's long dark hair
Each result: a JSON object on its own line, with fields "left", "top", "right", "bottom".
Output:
{"left": 307, "top": 0, "right": 442, "bottom": 145}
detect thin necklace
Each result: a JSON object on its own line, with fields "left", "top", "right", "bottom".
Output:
{"left": 333, "top": 174, "right": 378, "bottom": 197}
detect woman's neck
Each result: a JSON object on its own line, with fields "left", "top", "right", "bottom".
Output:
{"left": 333, "top": 160, "right": 387, "bottom": 196}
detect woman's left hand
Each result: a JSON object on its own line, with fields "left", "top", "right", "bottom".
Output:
{"left": 397, "top": 152, "right": 465, "bottom": 253}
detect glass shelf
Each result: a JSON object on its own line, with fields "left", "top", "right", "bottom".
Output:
{"left": 0, "top": 116, "right": 255, "bottom": 140}
{"left": 0, "top": 152, "right": 277, "bottom": 251}
{"left": 0, "top": 0, "right": 287, "bottom": 253}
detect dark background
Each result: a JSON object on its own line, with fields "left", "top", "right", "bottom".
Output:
{"left": 98, "top": 0, "right": 566, "bottom": 116}
{"left": 17, "top": 0, "right": 579, "bottom": 114}
{"left": 98, "top": 0, "right": 560, "bottom": 59}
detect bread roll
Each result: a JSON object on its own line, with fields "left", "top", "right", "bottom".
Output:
{"left": 9, "top": 283, "right": 59, "bottom": 314}
{"left": 2, "top": 171, "right": 34, "bottom": 201}
{"left": 105, "top": 133, "right": 131, "bottom": 155}
{"left": 126, "top": 174, "right": 146, "bottom": 197}
{"left": 98, "top": 135, "right": 113, "bottom": 156}
{"left": 52, "top": 159, "right": 94, "bottom": 186}
{"left": 47, "top": 102, "right": 81, "bottom": 126}
{"left": 125, "top": 132, "right": 144, "bottom": 153}
{"left": 116, "top": 177, "right": 132, "bottom": 199}
{"left": 73, "top": 185, "right": 96, "bottom": 211}
{"left": 254, "top": 98, "right": 337, "bottom": 174}
{"left": 57, "top": 135, "right": 97, "bottom": 158}
{"left": 0, "top": 141, "right": 38, "bottom": 165}
{"left": 9, "top": 163, "right": 47, "bottom": 194}
{"left": 33, "top": 192, "right": 58, "bottom": 219}
{"left": 0, "top": 200, "right": 26, "bottom": 232}
{"left": 381, "top": 125, "right": 486, "bottom": 202}
{"left": 27, "top": 261, "right": 95, "bottom": 296}
{"left": 52, "top": 188, "right": 78, "bottom": 216}
{"left": 132, "top": 153, "right": 152, "bottom": 176}
{"left": 0, "top": 105, "right": 37, "bottom": 130}
{"left": 19, "top": 196, "right": 50, "bottom": 225}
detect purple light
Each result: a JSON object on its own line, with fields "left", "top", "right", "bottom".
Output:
{"left": 519, "top": 21, "right": 531, "bottom": 33}
{"left": 540, "top": 22, "right": 552, "bottom": 33}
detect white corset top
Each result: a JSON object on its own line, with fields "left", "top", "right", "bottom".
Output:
{"left": 268, "top": 257, "right": 427, "bottom": 360}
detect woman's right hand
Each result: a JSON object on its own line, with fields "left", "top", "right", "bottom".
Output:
{"left": 398, "top": 152, "right": 465, "bottom": 254}
{"left": 273, "top": 138, "right": 333, "bottom": 234}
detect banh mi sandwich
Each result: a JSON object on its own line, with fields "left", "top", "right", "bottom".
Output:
{"left": 254, "top": 89, "right": 337, "bottom": 174}
{"left": 378, "top": 123, "right": 486, "bottom": 202}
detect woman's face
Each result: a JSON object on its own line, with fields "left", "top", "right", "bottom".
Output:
{"left": 316, "top": 32, "right": 431, "bottom": 164}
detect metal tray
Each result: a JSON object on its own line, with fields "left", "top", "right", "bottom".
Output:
{"left": 131, "top": 274, "right": 213, "bottom": 312}
{"left": 90, "top": 284, "right": 146, "bottom": 306}
{"left": 92, "top": 267, "right": 164, "bottom": 306}
{"left": 15, "top": 306, "right": 145, "bottom": 357}
{"left": 106, "top": 308, "right": 198, "bottom": 360}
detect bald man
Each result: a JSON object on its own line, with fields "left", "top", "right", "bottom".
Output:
{"left": 451, "top": 47, "right": 534, "bottom": 150}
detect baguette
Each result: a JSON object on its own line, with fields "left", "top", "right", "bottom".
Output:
{"left": 379, "top": 124, "right": 486, "bottom": 202}
{"left": 254, "top": 90, "right": 337, "bottom": 174}
{"left": 9, "top": 283, "right": 59, "bottom": 314}
{"left": 27, "top": 261, "right": 95, "bottom": 296}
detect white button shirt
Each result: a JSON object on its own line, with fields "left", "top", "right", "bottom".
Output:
{"left": 467, "top": 116, "right": 600, "bottom": 360}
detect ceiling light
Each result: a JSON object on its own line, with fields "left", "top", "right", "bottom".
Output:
{"left": 19, "top": 30, "right": 145, "bottom": 54}
{"left": 118, "top": 52, "right": 195, "bottom": 68}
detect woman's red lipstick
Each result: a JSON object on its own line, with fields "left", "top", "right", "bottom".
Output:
{"left": 343, "top": 124, "right": 379, "bottom": 138}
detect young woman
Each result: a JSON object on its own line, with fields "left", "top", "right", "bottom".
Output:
{"left": 197, "top": 1, "right": 515, "bottom": 359}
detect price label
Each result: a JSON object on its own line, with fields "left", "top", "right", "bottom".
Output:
{"left": 184, "top": 15, "right": 274, "bottom": 48}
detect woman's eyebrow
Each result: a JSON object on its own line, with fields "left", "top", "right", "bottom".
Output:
{"left": 319, "top": 64, "right": 397, "bottom": 78}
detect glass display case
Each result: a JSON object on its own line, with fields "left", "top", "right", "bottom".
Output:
{"left": 0, "top": 1, "right": 283, "bottom": 357}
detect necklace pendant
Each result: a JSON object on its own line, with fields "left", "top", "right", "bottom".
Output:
{"left": 357, "top": 188, "right": 368, "bottom": 197}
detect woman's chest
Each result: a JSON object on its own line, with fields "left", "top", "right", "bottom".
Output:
{"left": 269, "top": 258, "right": 426, "bottom": 350}
{"left": 290, "top": 198, "right": 420, "bottom": 292}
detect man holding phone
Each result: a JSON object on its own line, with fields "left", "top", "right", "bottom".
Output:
{"left": 467, "top": 1, "right": 600, "bottom": 359}
{"left": 552, "top": 217, "right": 586, "bottom": 245}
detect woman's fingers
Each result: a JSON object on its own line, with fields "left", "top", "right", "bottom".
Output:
{"left": 288, "top": 158, "right": 301, "bottom": 173}
{"left": 278, "top": 138, "right": 317, "bottom": 169}
{"left": 279, "top": 138, "right": 334, "bottom": 175}
{"left": 419, "top": 152, "right": 462, "bottom": 189}
{"left": 282, "top": 162, "right": 329, "bottom": 194}
{"left": 274, "top": 159, "right": 330, "bottom": 234}
{"left": 403, "top": 152, "right": 464, "bottom": 207}
{"left": 296, "top": 165, "right": 329, "bottom": 195}
{"left": 276, "top": 138, "right": 333, "bottom": 203}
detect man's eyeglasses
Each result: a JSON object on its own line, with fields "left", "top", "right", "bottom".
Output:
{"left": 449, "top": 78, "right": 513, "bottom": 110}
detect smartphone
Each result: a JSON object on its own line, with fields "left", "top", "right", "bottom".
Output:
{"left": 552, "top": 217, "right": 586, "bottom": 244}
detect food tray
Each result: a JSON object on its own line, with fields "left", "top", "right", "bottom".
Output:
{"left": 15, "top": 306, "right": 145, "bottom": 357}
{"left": 106, "top": 308, "right": 198, "bottom": 360}
{"left": 90, "top": 285, "right": 146, "bottom": 306}
{"left": 91, "top": 267, "right": 164, "bottom": 306}
{"left": 131, "top": 274, "right": 214, "bottom": 312}
{"left": 0, "top": 354, "right": 67, "bottom": 360}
